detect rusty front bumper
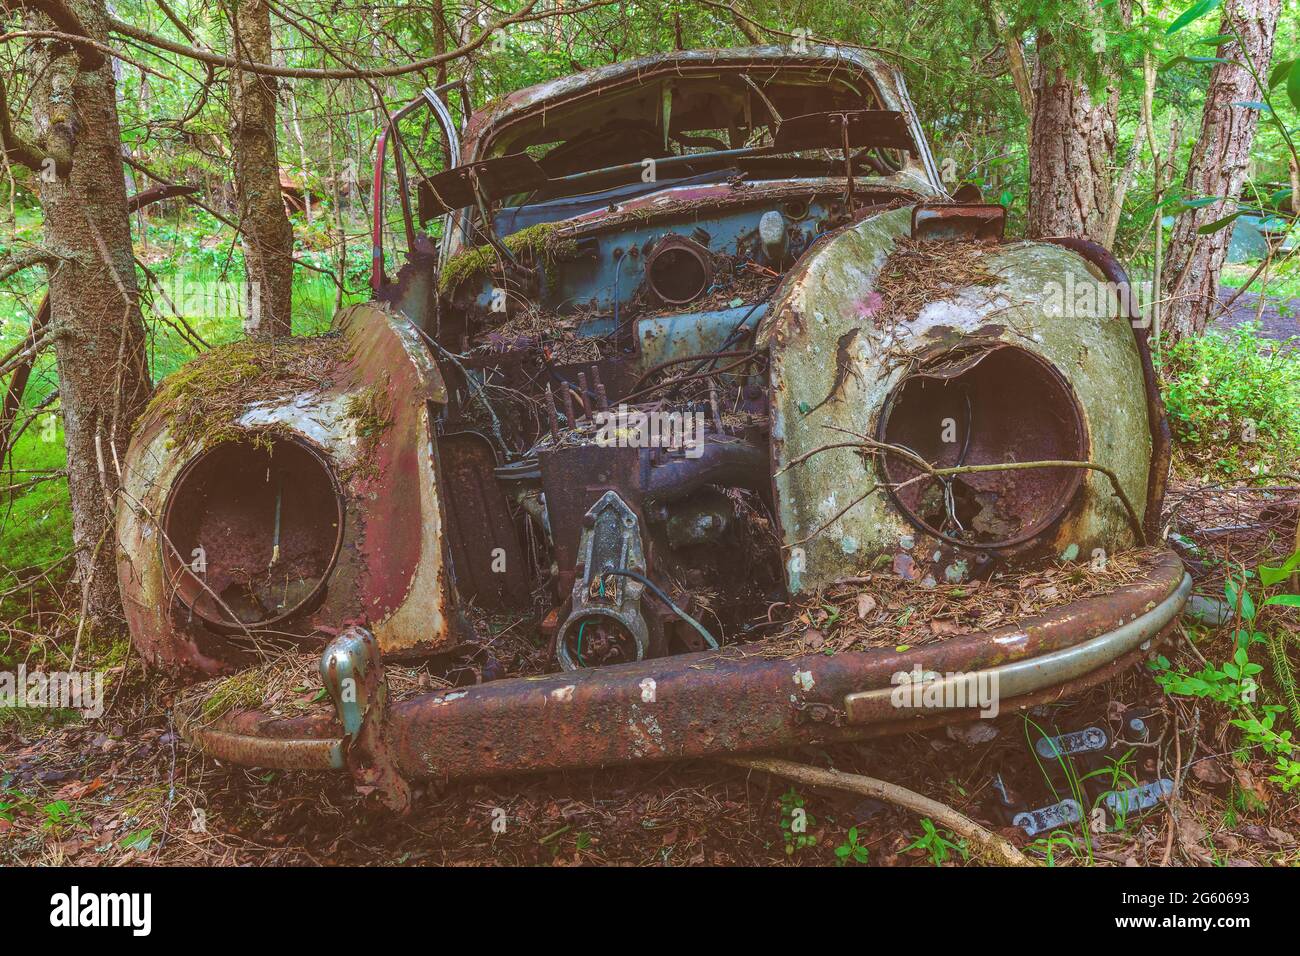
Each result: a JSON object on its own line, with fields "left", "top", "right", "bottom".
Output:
{"left": 184, "top": 550, "right": 1190, "bottom": 809}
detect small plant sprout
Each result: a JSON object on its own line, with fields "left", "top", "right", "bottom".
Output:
{"left": 834, "top": 826, "right": 870, "bottom": 865}
{"left": 906, "top": 818, "right": 968, "bottom": 865}
{"left": 779, "top": 787, "right": 817, "bottom": 857}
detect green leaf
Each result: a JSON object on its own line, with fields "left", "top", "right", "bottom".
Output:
{"left": 1269, "top": 58, "right": 1297, "bottom": 89}
{"left": 1263, "top": 595, "right": 1300, "bottom": 608}
{"left": 1197, "top": 212, "right": 1241, "bottom": 234}
{"left": 1160, "top": 54, "right": 1229, "bottom": 70}
{"left": 1167, "top": 0, "right": 1222, "bottom": 35}
{"left": 1258, "top": 551, "right": 1300, "bottom": 586}
{"left": 1195, "top": 34, "right": 1234, "bottom": 46}
{"left": 1289, "top": 60, "right": 1300, "bottom": 111}
{"left": 119, "top": 827, "right": 154, "bottom": 852}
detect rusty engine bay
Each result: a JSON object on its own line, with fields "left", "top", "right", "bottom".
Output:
{"left": 115, "top": 48, "right": 1182, "bottom": 797}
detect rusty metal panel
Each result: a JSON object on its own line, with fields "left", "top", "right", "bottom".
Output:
{"left": 761, "top": 205, "right": 1154, "bottom": 593}
{"left": 445, "top": 45, "right": 944, "bottom": 262}
{"left": 539, "top": 444, "right": 643, "bottom": 595}
{"left": 189, "top": 551, "right": 1184, "bottom": 781}
{"left": 117, "top": 303, "right": 461, "bottom": 674}
{"left": 438, "top": 432, "right": 531, "bottom": 608}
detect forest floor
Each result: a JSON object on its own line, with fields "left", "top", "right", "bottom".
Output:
{"left": 2, "top": 476, "right": 1298, "bottom": 868}
{"left": 1, "top": 241, "right": 1298, "bottom": 866}
{"left": 1214, "top": 263, "right": 1299, "bottom": 343}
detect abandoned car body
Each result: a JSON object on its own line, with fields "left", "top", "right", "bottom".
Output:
{"left": 116, "top": 46, "right": 1188, "bottom": 808}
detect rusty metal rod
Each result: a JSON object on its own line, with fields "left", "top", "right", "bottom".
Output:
{"left": 545, "top": 383, "right": 560, "bottom": 439}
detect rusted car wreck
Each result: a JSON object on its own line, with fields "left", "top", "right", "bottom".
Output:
{"left": 116, "top": 46, "right": 1188, "bottom": 810}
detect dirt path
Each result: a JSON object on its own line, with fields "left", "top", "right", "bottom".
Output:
{"left": 1212, "top": 285, "right": 1299, "bottom": 342}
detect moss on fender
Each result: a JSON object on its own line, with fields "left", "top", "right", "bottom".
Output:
{"left": 142, "top": 335, "right": 345, "bottom": 453}
{"left": 437, "top": 221, "right": 580, "bottom": 294}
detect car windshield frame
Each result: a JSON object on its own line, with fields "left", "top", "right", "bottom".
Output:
{"left": 439, "top": 46, "right": 943, "bottom": 257}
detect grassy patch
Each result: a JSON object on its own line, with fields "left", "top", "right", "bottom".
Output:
{"left": 1, "top": 210, "right": 366, "bottom": 659}
{"left": 1220, "top": 260, "right": 1300, "bottom": 302}
{"left": 1159, "top": 323, "right": 1300, "bottom": 478}
{"left": 198, "top": 667, "right": 272, "bottom": 723}
{"left": 0, "top": 426, "right": 72, "bottom": 640}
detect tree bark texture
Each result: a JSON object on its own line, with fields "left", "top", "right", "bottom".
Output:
{"left": 1162, "top": 0, "right": 1282, "bottom": 340}
{"left": 30, "top": 0, "right": 152, "bottom": 629}
{"left": 230, "top": 0, "right": 294, "bottom": 339}
{"left": 1026, "top": 39, "right": 1118, "bottom": 242}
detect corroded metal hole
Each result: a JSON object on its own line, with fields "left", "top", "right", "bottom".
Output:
{"left": 162, "top": 436, "right": 344, "bottom": 630}
{"left": 645, "top": 236, "right": 711, "bottom": 305}
{"left": 877, "top": 345, "right": 1087, "bottom": 549}
{"left": 560, "top": 611, "right": 640, "bottom": 668}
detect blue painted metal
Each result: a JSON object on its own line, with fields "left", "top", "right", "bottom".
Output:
{"left": 321, "top": 627, "right": 382, "bottom": 741}
{"left": 470, "top": 196, "right": 836, "bottom": 315}
{"left": 637, "top": 304, "right": 768, "bottom": 367}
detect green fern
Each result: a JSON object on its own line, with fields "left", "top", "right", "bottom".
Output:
{"left": 1267, "top": 632, "right": 1300, "bottom": 730}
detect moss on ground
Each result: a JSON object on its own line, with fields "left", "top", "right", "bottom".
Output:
{"left": 199, "top": 667, "right": 272, "bottom": 723}
{"left": 0, "top": 428, "right": 72, "bottom": 640}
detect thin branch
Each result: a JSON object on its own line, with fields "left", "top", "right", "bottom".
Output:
{"left": 98, "top": 0, "right": 618, "bottom": 81}
{"left": 0, "top": 246, "right": 55, "bottom": 282}
{"left": 784, "top": 431, "right": 1147, "bottom": 546}
{"left": 2, "top": 0, "right": 105, "bottom": 70}
{"left": 726, "top": 756, "right": 1032, "bottom": 866}
{"left": 0, "top": 71, "right": 47, "bottom": 172}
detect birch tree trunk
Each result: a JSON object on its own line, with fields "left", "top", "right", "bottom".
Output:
{"left": 1162, "top": 0, "right": 1282, "bottom": 341}
{"left": 230, "top": 0, "right": 294, "bottom": 339}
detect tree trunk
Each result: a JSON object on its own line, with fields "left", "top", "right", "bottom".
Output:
{"left": 1162, "top": 0, "right": 1282, "bottom": 341}
{"left": 990, "top": 7, "right": 1034, "bottom": 117}
{"left": 1102, "top": 92, "right": 1148, "bottom": 251}
{"left": 230, "top": 0, "right": 294, "bottom": 339}
{"left": 1026, "top": 35, "right": 1118, "bottom": 241}
{"left": 29, "top": 0, "right": 152, "bottom": 631}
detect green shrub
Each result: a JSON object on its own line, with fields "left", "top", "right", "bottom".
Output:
{"left": 1158, "top": 323, "right": 1300, "bottom": 476}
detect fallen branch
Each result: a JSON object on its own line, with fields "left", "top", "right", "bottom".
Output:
{"left": 724, "top": 755, "right": 1032, "bottom": 866}
{"left": 925, "top": 458, "right": 1145, "bottom": 546}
